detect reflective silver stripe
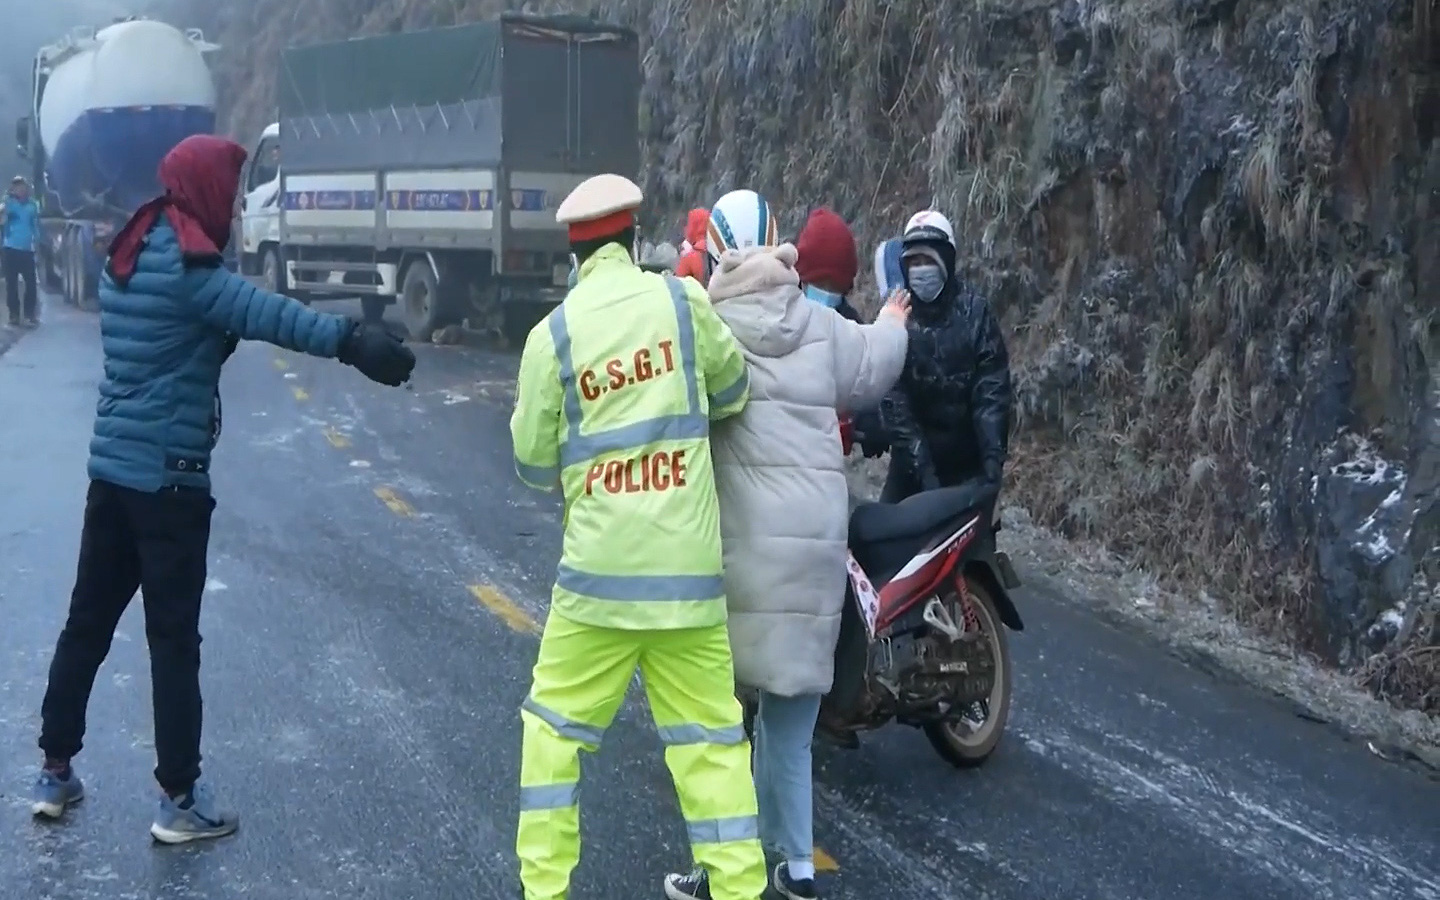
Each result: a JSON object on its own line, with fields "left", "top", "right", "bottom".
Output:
{"left": 555, "top": 565, "right": 723, "bottom": 603}
{"left": 514, "top": 458, "right": 560, "bottom": 489}
{"left": 664, "top": 276, "right": 702, "bottom": 414}
{"left": 521, "top": 696, "right": 606, "bottom": 746}
{"left": 687, "top": 815, "right": 760, "bottom": 844}
{"left": 656, "top": 722, "right": 746, "bottom": 746}
{"left": 707, "top": 367, "right": 749, "bottom": 410}
{"left": 549, "top": 275, "right": 707, "bottom": 470}
{"left": 519, "top": 781, "right": 579, "bottom": 811}
{"left": 561, "top": 414, "right": 708, "bottom": 467}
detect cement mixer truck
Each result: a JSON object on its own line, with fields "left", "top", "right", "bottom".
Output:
{"left": 14, "top": 16, "right": 219, "bottom": 309}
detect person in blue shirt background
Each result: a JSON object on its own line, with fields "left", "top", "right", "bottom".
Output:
{"left": 2, "top": 175, "right": 43, "bottom": 326}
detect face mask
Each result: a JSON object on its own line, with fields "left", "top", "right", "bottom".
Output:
{"left": 906, "top": 264, "right": 946, "bottom": 303}
{"left": 803, "top": 284, "right": 842, "bottom": 308}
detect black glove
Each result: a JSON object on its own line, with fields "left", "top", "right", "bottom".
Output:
{"left": 338, "top": 321, "right": 416, "bottom": 386}
{"left": 851, "top": 410, "right": 890, "bottom": 458}
{"left": 982, "top": 457, "right": 1003, "bottom": 490}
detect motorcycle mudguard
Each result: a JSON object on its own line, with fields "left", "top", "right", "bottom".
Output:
{"left": 963, "top": 557, "right": 1024, "bottom": 632}
{"left": 993, "top": 550, "right": 1021, "bottom": 590}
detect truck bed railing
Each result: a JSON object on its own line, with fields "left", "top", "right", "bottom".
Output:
{"left": 279, "top": 96, "right": 504, "bottom": 173}
{"left": 287, "top": 100, "right": 484, "bottom": 140}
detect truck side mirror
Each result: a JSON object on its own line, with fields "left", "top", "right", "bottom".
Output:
{"left": 15, "top": 117, "right": 30, "bottom": 160}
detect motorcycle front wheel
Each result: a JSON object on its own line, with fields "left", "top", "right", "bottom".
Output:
{"left": 923, "top": 577, "right": 1013, "bottom": 768}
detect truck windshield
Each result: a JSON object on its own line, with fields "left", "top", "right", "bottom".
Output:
{"left": 250, "top": 138, "right": 279, "bottom": 188}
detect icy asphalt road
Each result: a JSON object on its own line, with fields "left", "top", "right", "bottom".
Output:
{"left": 0, "top": 301, "right": 1435, "bottom": 900}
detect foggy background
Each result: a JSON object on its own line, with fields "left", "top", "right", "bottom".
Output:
{"left": 0, "top": 0, "right": 143, "bottom": 180}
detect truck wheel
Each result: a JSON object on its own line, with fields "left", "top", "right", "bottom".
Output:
{"left": 261, "top": 246, "right": 282, "bottom": 290}
{"left": 400, "top": 261, "right": 445, "bottom": 342}
{"left": 58, "top": 236, "right": 72, "bottom": 306}
{"left": 74, "top": 238, "right": 98, "bottom": 312}
{"left": 65, "top": 232, "right": 85, "bottom": 309}
{"left": 261, "top": 247, "right": 308, "bottom": 303}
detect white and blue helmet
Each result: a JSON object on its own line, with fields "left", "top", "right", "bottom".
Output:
{"left": 706, "top": 189, "right": 778, "bottom": 264}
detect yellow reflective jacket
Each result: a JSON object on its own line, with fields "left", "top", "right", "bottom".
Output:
{"left": 510, "top": 242, "right": 750, "bottom": 630}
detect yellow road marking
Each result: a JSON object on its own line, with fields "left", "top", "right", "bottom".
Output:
{"left": 468, "top": 584, "right": 541, "bottom": 634}
{"left": 814, "top": 847, "right": 840, "bottom": 872}
{"left": 291, "top": 386, "right": 309, "bottom": 401}
{"left": 322, "top": 427, "right": 350, "bottom": 448}
{"left": 373, "top": 486, "right": 414, "bottom": 517}
{"left": 272, "top": 357, "right": 289, "bottom": 370}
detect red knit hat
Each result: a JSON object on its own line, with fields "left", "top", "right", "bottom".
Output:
{"left": 795, "top": 208, "right": 858, "bottom": 293}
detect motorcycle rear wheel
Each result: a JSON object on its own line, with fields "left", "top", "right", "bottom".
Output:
{"left": 923, "top": 577, "right": 1013, "bottom": 768}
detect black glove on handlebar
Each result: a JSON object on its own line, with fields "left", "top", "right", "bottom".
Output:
{"left": 338, "top": 321, "right": 416, "bottom": 387}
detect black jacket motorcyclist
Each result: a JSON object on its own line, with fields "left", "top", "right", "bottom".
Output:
{"left": 862, "top": 211, "right": 1013, "bottom": 505}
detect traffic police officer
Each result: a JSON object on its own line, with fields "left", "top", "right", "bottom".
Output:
{"left": 510, "top": 173, "right": 767, "bottom": 900}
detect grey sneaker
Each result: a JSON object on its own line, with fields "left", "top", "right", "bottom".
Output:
{"left": 32, "top": 768, "right": 85, "bottom": 818}
{"left": 663, "top": 867, "right": 711, "bottom": 900}
{"left": 149, "top": 782, "right": 239, "bottom": 844}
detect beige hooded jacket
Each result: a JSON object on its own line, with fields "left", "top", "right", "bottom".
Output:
{"left": 708, "top": 243, "right": 908, "bottom": 696}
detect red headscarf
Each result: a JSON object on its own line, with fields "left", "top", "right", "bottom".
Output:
{"left": 107, "top": 134, "right": 248, "bottom": 286}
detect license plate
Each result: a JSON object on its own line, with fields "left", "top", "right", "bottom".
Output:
{"left": 552, "top": 264, "right": 571, "bottom": 287}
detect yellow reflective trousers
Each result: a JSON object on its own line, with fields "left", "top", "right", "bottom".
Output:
{"left": 517, "top": 612, "right": 767, "bottom": 900}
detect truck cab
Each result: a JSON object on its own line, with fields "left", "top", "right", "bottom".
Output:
{"left": 238, "top": 123, "right": 286, "bottom": 294}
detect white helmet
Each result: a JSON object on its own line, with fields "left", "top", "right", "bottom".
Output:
{"left": 706, "top": 189, "right": 778, "bottom": 263}
{"left": 900, "top": 210, "right": 956, "bottom": 254}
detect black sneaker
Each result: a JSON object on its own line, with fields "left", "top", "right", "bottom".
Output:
{"left": 772, "top": 862, "right": 819, "bottom": 900}
{"left": 663, "top": 866, "right": 711, "bottom": 900}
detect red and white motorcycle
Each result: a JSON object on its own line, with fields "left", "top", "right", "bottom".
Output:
{"left": 743, "top": 483, "right": 1024, "bottom": 767}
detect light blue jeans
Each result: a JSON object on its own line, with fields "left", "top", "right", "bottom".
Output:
{"left": 753, "top": 690, "right": 823, "bottom": 868}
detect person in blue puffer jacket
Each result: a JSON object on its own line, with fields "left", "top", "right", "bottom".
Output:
{"left": 30, "top": 134, "right": 415, "bottom": 843}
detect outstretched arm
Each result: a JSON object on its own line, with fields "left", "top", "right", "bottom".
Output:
{"left": 178, "top": 264, "right": 351, "bottom": 357}
{"left": 829, "top": 310, "right": 908, "bottom": 415}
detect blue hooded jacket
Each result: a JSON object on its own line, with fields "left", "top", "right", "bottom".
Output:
{"left": 88, "top": 220, "right": 352, "bottom": 493}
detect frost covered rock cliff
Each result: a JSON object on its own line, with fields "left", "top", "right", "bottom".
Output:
{"left": 162, "top": 0, "right": 1438, "bottom": 711}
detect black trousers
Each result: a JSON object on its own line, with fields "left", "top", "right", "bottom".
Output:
{"left": 39, "top": 479, "right": 215, "bottom": 795}
{"left": 3, "top": 247, "right": 38, "bottom": 320}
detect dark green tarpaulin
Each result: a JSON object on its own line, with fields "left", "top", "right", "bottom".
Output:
{"left": 276, "top": 14, "right": 640, "bottom": 175}
{"left": 279, "top": 22, "right": 502, "bottom": 117}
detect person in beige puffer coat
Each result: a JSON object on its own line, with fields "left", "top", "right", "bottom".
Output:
{"left": 676, "top": 221, "right": 907, "bottom": 900}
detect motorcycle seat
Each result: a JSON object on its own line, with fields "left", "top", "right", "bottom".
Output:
{"left": 849, "top": 483, "right": 993, "bottom": 546}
